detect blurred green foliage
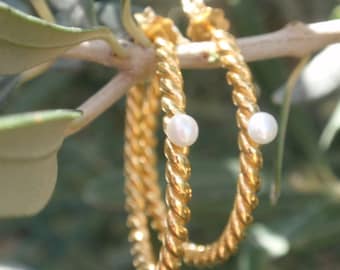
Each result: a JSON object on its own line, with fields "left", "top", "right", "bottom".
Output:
{"left": 0, "top": 0, "right": 340, "bottom": 269}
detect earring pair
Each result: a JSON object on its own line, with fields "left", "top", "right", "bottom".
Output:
{"left": 124, "top": 3, "right": 278, "bottom": 270}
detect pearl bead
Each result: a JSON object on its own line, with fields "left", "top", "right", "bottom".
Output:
{"left": 166, "top": 113, "right": 199, "bottom": 147}
{"left": 247, "top": 112, "right": 278, "bottom": 144}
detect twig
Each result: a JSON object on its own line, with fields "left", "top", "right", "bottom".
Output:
{"left": 241, "top": 20, "right": 340, "bottom": 61}
{"left": 64, "top": 19, "right": 340, "bottom": 136}
{"left": 64, "top": 72, "right": 134, "bottom": 136}
{"left": 64, "top": 40, "right": 126, "bottom": 68}
{"left": 30, "top": 0, "right": 55, "bottom": 23}
{"left": 179, "top": 20, "right": 340, "bottom": 66}
{"left": 64, "top": 44, "right": 155, "bottom": 136}
{"left": 121, "top": 0, "right": 152, "bottom": 47}
{"left": 64, "top": 20, "right": 340, "bottom": 68}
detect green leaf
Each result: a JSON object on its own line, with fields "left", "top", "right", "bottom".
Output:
{"left": 0, "top": 2, "right": 125, "bottom": 75}
{"left": 121, "top": 0, "right": 151, "bottom": 47}
{"left": 272, "top": 44, "right": 340, "bottom": 104}
{"left": 0, "top": 109, "right": 81, "bottom": 217}
{"left": 271, "top": 56, "right": 310, "bottom": 205}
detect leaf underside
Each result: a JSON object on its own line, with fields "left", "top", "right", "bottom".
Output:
{"left": 0, "top": 2, "right": 114, "bottom": 75}
{"left": 0, "top": 109, "right": 81, "bottom": 217}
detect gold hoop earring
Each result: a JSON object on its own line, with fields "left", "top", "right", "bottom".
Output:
{"left": 124, "top": 3, "right": 278, "bottom": 269}
{"left": 125, "top": 9, "right": 194, "bottom": 270}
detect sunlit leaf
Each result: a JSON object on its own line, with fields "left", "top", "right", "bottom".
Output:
{"left": 272, "top": 44, "right": 340, "bottom": 104}
{"left": 250, "top": 224, "right": 290, "bottom": 258}
{"left": 0, "top": 2, "right": 125, "bottom": 74}
{"left": 0, "top": 109, "right": 81, "bottom": 217}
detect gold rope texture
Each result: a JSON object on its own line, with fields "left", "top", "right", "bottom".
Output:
{"left": 180, "top": 3, "right": 263, "bottom": 264}
{"left": 137, "top": 5, "right": 264, "bottom": 267}
{"left": 155, "top": 37, "right": 192, "bottom": 270}
{"left": 181, "top": 29, "right": 263, "bottom": 266}
{"left": 125, "top": 4, "right": 263, "bottom": 269}
{"left": 124, "top": 35, "right": 193, "bottom": 270}
{"left": 124, "top": 83, "right": 156, "bottom": 270}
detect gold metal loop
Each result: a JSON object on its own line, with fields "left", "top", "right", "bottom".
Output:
{"left": 124, "top": 2, "right": 264, "bottom": 269}
{"left": 124, "top": 15, "right": 192, "bottom": 269}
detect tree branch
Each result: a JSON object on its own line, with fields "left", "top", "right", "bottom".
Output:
{"left": 64, "top": 19, "right": 340, "bottom": 69}
{"left": 64, "top": 72, "right": 134, "bottom": 136}
{"left": 64, "top": 44, "right": 155, "bottom": 136}
{"left": 242, "top": 20, "right": 340, "bottom": 61}
{"left": 64, "top": 19, "right": 340, "bottom": 136}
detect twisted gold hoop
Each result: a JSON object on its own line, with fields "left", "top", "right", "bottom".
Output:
{"left": 124, "top": 83, "right": 156, "bottom": 269}
{"left": 125, "top": 13, "right": 192, "bottom": 269}
{"left": 124, "top": 3, "right": 266, "bottom": 269}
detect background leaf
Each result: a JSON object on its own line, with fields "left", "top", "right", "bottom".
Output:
{"left": 272, "top": 44, "right": 340, "bottom": 104}
{"left": 49, "top": 0, "right": 97, "bottom": 27}
{"left": 0, "top": 109, "right": 81, "bottom": 217}
{"left": 272, "top": 57, "right": 310, "bottom": 204}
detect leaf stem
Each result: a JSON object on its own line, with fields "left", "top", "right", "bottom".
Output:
{"left": 104, "top": 31, "right": 129, "bottom": 57}
{"left": 30, "top": 0, "right": 55, "bottom": 23}
{"left": 121, "top": 0, "right": 152, "bottom": 47}
{"left": 271, "top": 56, "right": 310, "bottom": 205}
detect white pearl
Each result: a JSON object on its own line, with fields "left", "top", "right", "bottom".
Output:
{"left": 247, "top": 112, "right": 278, "bottom": 144}
{"left": 166, "top": 113, "right": 199, "bottom": 147}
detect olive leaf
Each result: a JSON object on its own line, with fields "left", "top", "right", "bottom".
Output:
{"left": 0, "top": 109, "right": 81, "bottom": 217}
{"left": 121, "top": 0, "right": 151, "bottom": 47}
{"left": 272, "top": 44, "right": 340, "bottom": 104}
{"left": 0, "top": 2, "right": 125, "bottom": 75}
{"left": 271, "top": 57, "right": 310, "bottom": 205}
